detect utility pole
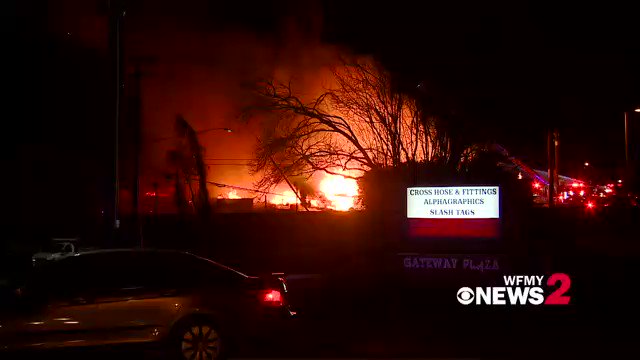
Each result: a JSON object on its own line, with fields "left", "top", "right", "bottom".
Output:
{"left": 548, "top": 129, "right": 559, "bottom": 207}
{"left": 548, "top": 130, "right": 554, "bottom": 207}
{"left": 128, "top": 63, "right": 143, "bottom": 246}
{"left": 108, "top": 0, "right": 125, "bottom": 231}
{"left": 625, "top": 112, "right": 629, "bottom": 170}
{"left": 269, "top": 156, "right": 309, "bottom": 211}
{"left": 554, "top": 129, "right": 560, "bottom": 193}
{"left": 625, "top": 111, "right": 630, "bottom": 188}
{"left": 127, "top": 60, "right": 151, "bottom": 247}
{"left": 153, "top": 182, "right": 159, "bottom": 215}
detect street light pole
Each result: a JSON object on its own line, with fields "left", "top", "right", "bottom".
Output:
{"left": 548, "top": 130, "right": 555, "bottom": 207}
{"left": 624, "top": 108, "right": 640, "bottom": 189}
{"left": 110, "top": 1, "right": 124, "bottom": 231}
{"left": 625, "top": 111, "right": 629, "bottom": 172}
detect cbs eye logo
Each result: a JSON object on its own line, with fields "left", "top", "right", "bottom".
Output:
{"left": 457, "top": 287, "right": 475, "bottom": 305}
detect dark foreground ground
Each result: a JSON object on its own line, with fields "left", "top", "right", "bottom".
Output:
{"left": 2, "top": 207, "right": 638, "bottom": 359}
{"left": 5, "top": 252, "right": 636, "bottom": 360}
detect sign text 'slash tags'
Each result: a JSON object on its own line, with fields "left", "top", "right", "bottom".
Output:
{"left": 407, "top": 186, "right": 500, "bottom": 219}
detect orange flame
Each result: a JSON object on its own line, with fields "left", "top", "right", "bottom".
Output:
{"left": 318, "top": 171, "right": 359, "bottom": 211}
{"left": 266, "top": 170, "right": 360, "bottom": 211}
{"left": 270, "top": 190, "right": 298, "bottom": 205}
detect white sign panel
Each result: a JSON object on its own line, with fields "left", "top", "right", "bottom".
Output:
{"left": 407, "top": 186, "right": 500, "bottom": 219}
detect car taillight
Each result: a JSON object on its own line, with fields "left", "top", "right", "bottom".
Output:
{"left": 260, "top": 289, "right": 283, "bottom": 306}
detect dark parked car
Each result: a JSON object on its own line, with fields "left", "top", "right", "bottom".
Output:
{"left": 0, "top": 249, "right": 295, "bottom": 359}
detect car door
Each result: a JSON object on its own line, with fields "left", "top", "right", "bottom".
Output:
{"left": 1, "top": 258, "right": 100, "bottom": 350}
{"left": 89, "top": 251, "right": 187, "bottom": 344}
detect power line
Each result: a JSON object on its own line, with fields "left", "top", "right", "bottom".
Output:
{"left": 205, "top": 164, "right": 249, "bottom": 166}
{"left": 206, "top": 181, "right": 285, "bottom": 196}
{"left": 206, "top": 180, "right": 355, "bottom": 198}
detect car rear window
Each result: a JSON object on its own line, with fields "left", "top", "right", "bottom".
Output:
{"left": 150, "top": 252, "right": 247, "bottom": 288}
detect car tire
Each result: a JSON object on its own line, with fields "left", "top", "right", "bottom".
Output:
{"left": 169, "top": 317, "right": 225, "bottom": 360}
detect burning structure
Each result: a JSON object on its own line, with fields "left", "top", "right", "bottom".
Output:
{"left": 114, "top": 1, "right": 454, "bottom": 216}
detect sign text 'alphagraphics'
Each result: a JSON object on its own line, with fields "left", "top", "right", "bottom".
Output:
{"left": 407, "top": 186, "right": 500, "bottom": 219}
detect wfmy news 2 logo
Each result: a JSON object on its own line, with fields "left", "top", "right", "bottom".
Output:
{"left": 457, "top": 273, "right": 571, "bottom": 305}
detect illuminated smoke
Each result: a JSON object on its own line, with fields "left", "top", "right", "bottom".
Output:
{"left": 83, "top": 0, "right": 366, "bottom": 211}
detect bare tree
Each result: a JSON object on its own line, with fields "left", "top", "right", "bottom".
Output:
{"left": 250, "top": 58, "right": 452, "bottom": 190}
{"left": 165, "top": 116, "right": 211, "bottom": 216}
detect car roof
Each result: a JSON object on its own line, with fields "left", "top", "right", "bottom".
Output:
{"left": 72, "top": 248, "right": 179, "bottom": 256}
{"left": 37, "top": 248, "right": 173, "bottom": 263}
{"left": 42, "top": 248, "right": 167, "bottom": 260}
{"left": 59, "top": 248, "right": 249, "bottom": 278}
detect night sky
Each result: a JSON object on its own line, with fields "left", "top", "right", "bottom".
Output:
{"left": 322, "top": 1, "right": 640, "bottom": 175}
{"left": 6, "top": 0, "right": 640, "bottom": 227}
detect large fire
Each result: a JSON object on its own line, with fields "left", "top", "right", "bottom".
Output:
{"left": 267, "top": 170, "right": 359, "bottom": 211}
{"left": 270, "top": 190, "right": 298, "bottom": 206}
{"left": 227, "top": 190, "right": 241, "bottom": 199}
{"left": 215, "top": 172, "right": 360, "bottom": 211}
{"left": 318, "top": 172, "right": 359, "bottom": 211}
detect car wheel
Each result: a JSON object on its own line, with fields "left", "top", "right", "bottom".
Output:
{"left": 171, "top": 318, "right": 223, "bottom": 360}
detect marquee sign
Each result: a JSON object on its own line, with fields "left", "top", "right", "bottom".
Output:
{"left": 407, "top": 186, "right": 500, "bottom": 219}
